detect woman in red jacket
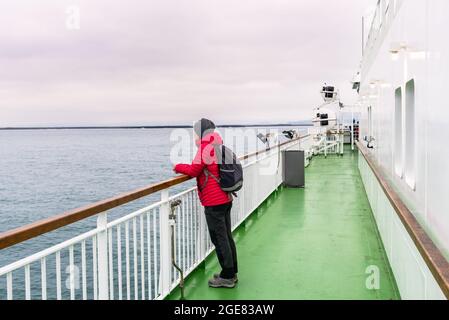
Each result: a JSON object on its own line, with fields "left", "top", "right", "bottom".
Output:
{"left": 174, "top": 118, "right": 238, "bottom": 288}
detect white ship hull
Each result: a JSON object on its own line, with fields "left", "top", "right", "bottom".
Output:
{"left": 358, "top": 0, "right": 449, "bottom": 299}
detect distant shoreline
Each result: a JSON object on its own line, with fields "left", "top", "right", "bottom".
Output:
{"left": 0, "top": 123, "right": 313, "bottom": 130}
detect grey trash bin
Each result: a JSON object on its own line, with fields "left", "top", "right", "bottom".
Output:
{"left": 282, "top": 150, "right": 305, "bottom": 188}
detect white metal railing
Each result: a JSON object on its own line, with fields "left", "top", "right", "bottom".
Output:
{"left": 364, "top": 0, "right": 383, "bottom": 56}
{"left": 0, "top": 139, "right": 301, "bottom": 300}
{"left": 363, "top": 0, "right": 401, "bottom": 59}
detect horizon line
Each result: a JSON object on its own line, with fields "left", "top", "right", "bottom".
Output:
{"left": 0, "top": 122, "right": 313, "bottom": 130}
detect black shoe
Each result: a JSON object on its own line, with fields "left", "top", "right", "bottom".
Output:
{"left": 208, "top": 276, "right": 236, "bottom": 288}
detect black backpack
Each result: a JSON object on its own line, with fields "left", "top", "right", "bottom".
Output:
{"left": 201, "top": 145, "right": 243, "bottom": 195}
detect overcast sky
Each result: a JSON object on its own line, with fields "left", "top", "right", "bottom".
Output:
{"left": 0, "top": 0, "right": 373, "bottom": 127}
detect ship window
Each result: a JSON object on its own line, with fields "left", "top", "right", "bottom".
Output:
{"left": 320, "top": 113, "right": 329, "bottom": 126}
{"left": 394, "top": 87, "right": 403, "bottom": 177}
{"left": 405, "top": 79, "right": 416, "bottom": 190}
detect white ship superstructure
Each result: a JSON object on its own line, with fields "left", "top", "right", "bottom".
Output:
{"left": 357, "top": 0, "right": 449, "bottom": 299}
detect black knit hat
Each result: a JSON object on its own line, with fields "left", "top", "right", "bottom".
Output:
{"left": 193, "top": 118, "right": 216, "bottom": 138}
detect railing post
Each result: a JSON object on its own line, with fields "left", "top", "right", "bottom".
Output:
{"left": 197, "top": 200, "right": 205, "bottom": 265}
{"left": 197, "top": 204, "right": 207, "bottom": 270}
{"left": 97, "top": 212, "right": 109, "bottom": 300}
{"left": 381, "top": 0, "right": 386, "bottom": 25}
{"left": 159, "top": 190, "right": 172, "bottom": 297}
{"left": 340, "top": 126, "right": 344, "bottom": 156}
{"left": 254, "top": 149, "right": 259, "bottom": 217}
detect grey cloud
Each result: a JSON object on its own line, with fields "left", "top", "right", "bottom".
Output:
{"left": 0, "top": 0, "right": 373, "bottom": 126}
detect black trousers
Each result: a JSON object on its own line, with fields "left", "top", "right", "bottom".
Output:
{"left": 204, "top": 202, "right": 238, "bottom": 279}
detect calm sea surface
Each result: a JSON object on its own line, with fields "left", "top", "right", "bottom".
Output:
{"left": 0, "top": 127, "right": 305, "bottom": 298}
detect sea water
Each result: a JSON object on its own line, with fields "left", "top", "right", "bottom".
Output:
{"left": 0, "top": 127, "right": 305, "bottom": 299}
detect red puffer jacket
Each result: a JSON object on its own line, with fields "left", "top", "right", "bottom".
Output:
{"left": 174, "top": 132, "right": 232, "bottom": 207}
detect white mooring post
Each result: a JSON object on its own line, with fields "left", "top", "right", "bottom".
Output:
{"left": 159, "top": 190, "right": 172, "bottom": 297}
{"left": 97, "top": 212, "right": 109, "bottom": 300}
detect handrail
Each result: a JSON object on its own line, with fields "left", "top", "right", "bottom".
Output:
{"left": 0, "top": 175, "right": 192, "bottom": 250}
{"left": 356, "top": 141, "right": 449, "bottom": 299}
{"left": 0, "top": 136, "right": 305, "bottom": 250}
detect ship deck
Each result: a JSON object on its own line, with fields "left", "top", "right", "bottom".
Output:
{"left": 167, "top": 148, "right": 400, "bottom": 300}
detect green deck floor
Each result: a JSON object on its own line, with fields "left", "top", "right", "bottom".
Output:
{"left": 167, "top": 149, "right": 400, "bottom": 300}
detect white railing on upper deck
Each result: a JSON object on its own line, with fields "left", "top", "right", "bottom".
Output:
{"left": 362, "top": 0, "right": 403, "bottom": 64}
{"left": 0, "top": 137, "right": 307, "bottom": 300}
